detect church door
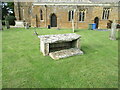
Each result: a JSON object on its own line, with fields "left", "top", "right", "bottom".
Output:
{"left": 94, "top": 17, "right": 99, "bottom": 29}
{"left": 50, "top": 14, "right": 57, "bottom": 27}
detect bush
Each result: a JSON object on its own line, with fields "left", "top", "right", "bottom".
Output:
{"left": 2, "top": 20, "right": 5, "bottom": 25}
{"left": 5, "top": 15, "right": 16, "bottom": 25}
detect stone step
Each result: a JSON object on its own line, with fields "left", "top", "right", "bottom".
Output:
{"left": 49, "top": 48, "right": 83, "bottom": 60}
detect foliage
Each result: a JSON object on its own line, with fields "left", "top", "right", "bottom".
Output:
{"left": 2, "top": 2, "right": 14, "bottom": 20}
{"left": 2, "top": 20, "right": 5, "bottom": 25}
{"left": 2, "top": 28, "right": 118, "bottom": 88}
{"left": 2, "top": 2, "right": 8, "bottom": 20}
{"left": 5, "top": 15, "right": 16, "bottom": 25}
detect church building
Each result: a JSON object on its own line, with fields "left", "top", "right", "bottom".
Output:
{"left": 14, "top": 0, "right": 119, "bottom": 29}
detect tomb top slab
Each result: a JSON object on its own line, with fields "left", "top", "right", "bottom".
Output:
{"left": 38, "top": 33, "right": 81, "bottom": 43}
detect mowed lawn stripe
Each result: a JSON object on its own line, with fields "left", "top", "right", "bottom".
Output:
{"left": 2, "top": 28, "right": 118, "bottom": 88}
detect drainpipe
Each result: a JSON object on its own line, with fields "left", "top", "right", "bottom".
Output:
{"left": 18, "top": 2, "right": 21, "bottom": 20}
{"left": 76, "top": 5, "right": 78, "bottom": 29}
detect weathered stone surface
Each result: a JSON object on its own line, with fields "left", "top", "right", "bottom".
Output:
{"left": 14, "top": 21, "right": 24, "bottom": 27}
{"left": 38, "top": 33, "right": 83, "bottom": 59}
{"left": 109, "top": 20, "right": 117, "bottom": 40}
{"left": 49, "top": 48, "right": 83, "bottom": 60}
{"left": 38, "top": 33, "right": 81, "bottom": 43}
{"left": 25, "top": 22, "right": 29, "bottom": 29}
{"left": 5, "top": 21, "right": 10, "bottom": 29}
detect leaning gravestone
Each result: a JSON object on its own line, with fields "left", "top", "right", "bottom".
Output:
{"left": 5, "top": 21, "right": 10, "bottom": 29}
{"left": 109, "top": 20, "right": 117, "bottom": 40}
{"left": 25, "top": 22, "right": 29, "bottom": 29}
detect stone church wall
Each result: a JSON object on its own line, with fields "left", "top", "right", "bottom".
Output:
{"left": 14, "top": 2, "right": 119, "bottom": 29}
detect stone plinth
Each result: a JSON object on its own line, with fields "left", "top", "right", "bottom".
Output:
{"left": 14, "top": 21, "right": 24, "bottom": 27}
{"left": 109, "top": 20, "right": 117, "bottom": 40}
{"left": 38, "top": 33, "right": 83, "bottom": 60}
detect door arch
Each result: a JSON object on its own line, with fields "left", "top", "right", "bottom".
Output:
{"left": 50, "top": 14, "right": 57, "bottom": 27}
{"left": 94, "top": 17, "right": 99, "bottom": 29}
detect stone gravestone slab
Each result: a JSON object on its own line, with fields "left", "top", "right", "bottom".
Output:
{"left": 5, "top": 21, "right": 10, "bottom": 29}
{"left": 109, "top": 20, "right": 117, "bottom": 40}
{"left": 38, "top": 33, "right": 83, "bottom": 60}
{"left": 15, "top": 21, "right": 25, "bottom": 27}
{"left": 25, "top": 22, "right": 29, "bottom": 29}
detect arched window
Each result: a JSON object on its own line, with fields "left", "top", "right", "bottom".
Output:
{"left": 40, "top": 9, "right": 43, "bottom": 20}
{"left": 68, "top": 10, "right": 74, "bottom": 21}
{"left": 102, "top": 8, "right": 110, "bottom": 20}
{"left": 79, "top": 10, "right": 85, "bottom": 22}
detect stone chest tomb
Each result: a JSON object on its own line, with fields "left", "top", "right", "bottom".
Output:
{"left": 38, "top": 33, "right": 83, "bottom": 60}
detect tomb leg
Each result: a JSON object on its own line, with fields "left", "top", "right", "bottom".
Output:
{"left": 40, "top": 40, "right": 49, "bottom": 56}
{"left": 75, "top": 38, "right": 80, "bottom": 49}
{"left": 44, "top": 43, "right": 49, "bottom": 56}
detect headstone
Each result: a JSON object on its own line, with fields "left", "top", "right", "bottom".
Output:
{"left": 15, "top": 21, "right": 24, "bottom": 27}
{"left": 33, "top": 27, "right": 38, "bottom": 36}
{"left": 5, "top": 21, "right": 10, "bottom": 29}
{"left": 25, "top": 22, "right": 29, "bottom": 29}
{"left": 109, "top": 20, "right": 117, "bottom": 40}
{"left": 56, "top": 28, "right": 60, "bottom": 30}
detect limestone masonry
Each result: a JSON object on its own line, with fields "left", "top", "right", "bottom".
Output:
{"left": 38, "top": 33, "right": 83, "bottom": 60}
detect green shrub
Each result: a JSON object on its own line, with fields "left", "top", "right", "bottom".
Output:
{"left": 5, "top": 15, "right": 16, "bottom": 25}
{"left": 2, "top": 20, "right": 5, "bottom": 25}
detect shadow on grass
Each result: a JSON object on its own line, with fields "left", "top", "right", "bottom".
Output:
{"left": 116, "top": 37, "right": 120, "bottom": 40}
{"left": 74, "top": 29, "right": 89, "bottom": 32}
{"left": 81, "top": 44, "right": 103, "bottom": 55}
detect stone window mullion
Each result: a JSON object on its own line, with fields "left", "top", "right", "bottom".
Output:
{"left": 107, "top": 9, "right": 110, "bottom": 19}
{"left": 105, "top": 9, "right": 108, "bottom": 19}
{"left": 104, "top": 9, "right": 106, "bottom": 19}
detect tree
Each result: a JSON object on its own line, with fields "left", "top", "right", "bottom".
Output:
{"left": 2, "top": 2, "right": 15, "bottom": 26}
{"left": 2, "top": 2, "right": 14, "bottom": 20}
{"left": 2, "top": 2, "right": 8, "bottom": 20}
{"left": 7, "top": 2, "right": 14, "bottom": 16}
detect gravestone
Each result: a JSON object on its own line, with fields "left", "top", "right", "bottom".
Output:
{"left": 15, "top": 21, "right": 24, "bottom": 27}
{"left": 5, "top": 21, "right": 10, "bottom": 29}
{"left": 109, "top": 20, "right": 117, "bottom": 40}
{"left": 25, "top": 22, "right": 29, "bottom": 29}
{"left": 38, "top": 33, "right": 83, "bottom": 60}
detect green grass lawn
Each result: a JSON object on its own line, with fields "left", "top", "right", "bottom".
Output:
{"left": 1, "top": 28, "right": 118, "bottom": 88}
